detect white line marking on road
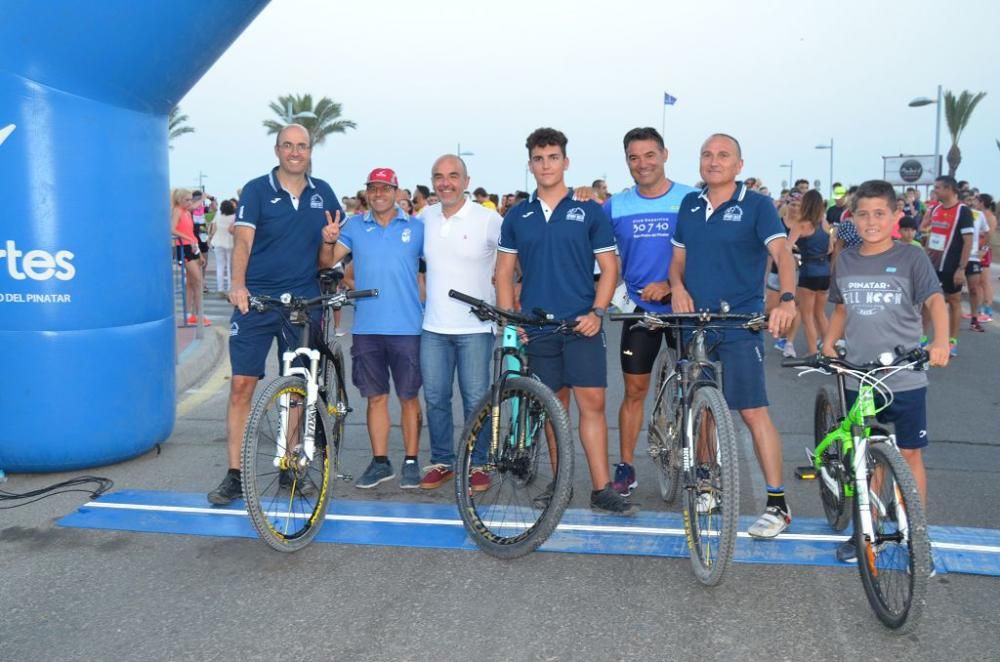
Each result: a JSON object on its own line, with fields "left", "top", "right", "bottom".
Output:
{"left": 83, "top": 501, "right": 1000, "bottom": 554}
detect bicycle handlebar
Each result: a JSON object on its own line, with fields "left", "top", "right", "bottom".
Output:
{"left": 448, "top": 290, "right": 579, "bottom": 329}
{"left": 609, "top": 310, "right": 767, "bottom": 331}
{"left": 249, "top": 288, "right": 378, "bottom": 312}
{"left": 781, "top": 346, "right": 929, "bottom": 373}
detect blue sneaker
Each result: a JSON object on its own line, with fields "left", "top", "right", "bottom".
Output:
{"left": 400, "top": 458, "right": 420, "bottom": 489}
{"left": 355, "top": 459, "right": 394, "bottom": 489}
{"left": 773, "top": 338, "right": 786, "bottom": 352}
{"left": 612, "top": 462, "right": 637, "bottom": 496}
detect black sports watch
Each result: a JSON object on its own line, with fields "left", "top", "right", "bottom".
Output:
{"left": 591, "top": 306, "right": 606, "bottom": 319}
{"left": 780, "top": 292, "right": 795, "bottom": 304}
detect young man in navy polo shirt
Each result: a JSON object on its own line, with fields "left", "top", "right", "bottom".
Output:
{"left": 209, "top": 124, "right": 343, "bottom": 505}
{"left": 328, "top": 168, "right": 426, "bottom": 490}
{"left": 496, "top": 127, "right": 637, "bottom": 516}
{"left": 669, "top": 133, "right": 798, "bottom": 538}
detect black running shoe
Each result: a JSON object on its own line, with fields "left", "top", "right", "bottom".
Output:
{"left": 208, "top": 472, "right": 242, "bottom": 506}
{"left": 590, "top": 483, "right": 639, "bottom": 516}
{"left": 531, "top": 480, "right": 573, "bottom": 509}
{"left": 278, "top": 468, "right": 317, "bottom": 498}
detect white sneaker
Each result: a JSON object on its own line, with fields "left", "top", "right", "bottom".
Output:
{"left": 335, "top": 328, "right": 346, "bottom": 337}
{"left": 696, "top": 491, "right": 719, "bottom": 514}
{"left": 782, "top": 343, "right": 797, "bottom": 358}
{"left": 748, "top": 505, "right": 792, "bottom": 539}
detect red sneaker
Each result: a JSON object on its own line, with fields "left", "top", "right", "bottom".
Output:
{"left": 469, "top": 468, "right": 491, "bottom": 492}
{"left": 419, "top": 464, "right": 454, "bottom": 489}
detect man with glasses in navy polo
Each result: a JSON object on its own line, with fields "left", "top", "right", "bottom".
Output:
{"left": 496, "top": 127, "right": 637, "bottom": 516}
{"left": 669, "top": 133, "right": 797, "bottom": 538}
{"left": 208, "top": 124, "right": 344, "bottom": 505}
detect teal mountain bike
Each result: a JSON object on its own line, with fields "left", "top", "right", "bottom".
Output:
{"left": 448, "top": 290, "right": 576, "bottom": 559}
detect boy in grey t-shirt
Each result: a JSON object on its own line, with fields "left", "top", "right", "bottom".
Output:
{"left": 823, "top": 180, "right": 950, "bottom": 564}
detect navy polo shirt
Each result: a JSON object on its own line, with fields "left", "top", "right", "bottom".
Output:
{"left": 338, "top": 206, "right": 425, "bottom": 335}
{"left": 671, "top": 182, "right": 785, "bottom": 315}
{"left": 498, "top": 190, "right": 616, "bottom": 320}
{"left": 236, "top": 167, "right": 343, "bottom": 297}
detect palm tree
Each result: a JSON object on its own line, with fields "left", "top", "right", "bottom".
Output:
{"left": 168, "top": 106, "right": 195, "bottom": 149}
{"left": 263, "top": 94, "right": 356, "bottom": 146}
{"left": 943, "top": 89, "right": 987, "bottom": 176}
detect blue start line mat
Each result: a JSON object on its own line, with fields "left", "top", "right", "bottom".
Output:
{"left": 57, "top": 489, "right": 1000, "bottom": 576}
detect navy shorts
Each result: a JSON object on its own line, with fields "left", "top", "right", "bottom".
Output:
{"left": 845, "top": 387, "right": 928, "bottom": 449}
{"left": 525, "top": 330, "right": 607, "bottom": 390}
{"left": 700, "top": 334, "right": 768, "bottom": 410}
{"left": 229, "top": 307, "right": 320, "bottom": 379}
{"left": 351, "top": 334, "right": 422, "bottom": 399}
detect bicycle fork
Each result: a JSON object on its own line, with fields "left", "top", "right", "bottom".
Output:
{"left": 277, "top": 348, "right": 322, "bottom": 468}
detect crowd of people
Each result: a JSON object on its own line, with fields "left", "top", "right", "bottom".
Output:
{"left": 175, "top": 121, "right": 994, "bottom": 563}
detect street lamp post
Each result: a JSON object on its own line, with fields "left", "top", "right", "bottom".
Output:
{"left": 457, "top": 143, "right": 474, "bottom": 159}
{"left": 779, "top": 161, "right": 794, "bottom": 188}
{"left": 814, "top": 139, "right": 833, "bottom": 194}
{"left": 908, "top": 84, "right": 943, "bottom": 177}
{"left": 283, "top": 100, "right": 317, "bottom": 125}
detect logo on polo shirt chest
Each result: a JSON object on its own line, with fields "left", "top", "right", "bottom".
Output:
{"left": 566, "top": 207, "right": 586, "bottom": 222}
{"left": 401, "top": 228, "right": 412, "bottom": 243}
{"left": 722, "top": 205, "right": 743, "bottom": 222}
{"left": 310, "top": 193, "right": 323, "bottom": 209}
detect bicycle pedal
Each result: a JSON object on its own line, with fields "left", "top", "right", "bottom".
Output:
{"left": 337, "top": 473, "right": 353, "bottom": 481}
{"left": 795, "top": 465, "right": 817, "bottom": 480}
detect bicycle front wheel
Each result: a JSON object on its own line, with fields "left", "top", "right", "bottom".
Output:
{"left": 241, "top": 375, "right": 332, "bottom": 552}
{"left": 855, "top": 442, "right": 930, "bottom": 633}
{"left": 455, "top": 376, "right": 573, "bottom": 559}
{"left": 815, "top": 387, "right": 852, "bottom": 531}
{"left": 683, "top": 385, "right": 739, "bottom": 586}
{"left": 649, "top": 348, "right": 681, "bottom": 502}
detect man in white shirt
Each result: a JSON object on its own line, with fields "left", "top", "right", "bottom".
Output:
{"left": 419, "top": 154, "right": 502, "bottom": 491}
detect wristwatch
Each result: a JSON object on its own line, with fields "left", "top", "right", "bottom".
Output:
{"left": 591, "top": 306, "right": 606, "bottom": 319}
{"left": 780, "top": 292, "right": 795, "bottom": 304}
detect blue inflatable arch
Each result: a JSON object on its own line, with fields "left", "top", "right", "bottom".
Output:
{"left": 0, "top": 0, "right": 270, "bottom": 471}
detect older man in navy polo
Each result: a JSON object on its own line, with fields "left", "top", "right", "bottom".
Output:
{"left": 328, "top": 168, "right": 426, "bottom": 490}
{"left": 208, "top": 124, "right": 344, "bottom": 506}
{"left": 669, "top": 133, "right": 797, "bottom": 539}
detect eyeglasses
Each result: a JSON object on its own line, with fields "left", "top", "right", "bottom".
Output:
{"left": 279, "top": 142, "right": 311, "bottom": 152}
{"left": 366, "top": 184, "right": 396, "bottom": 195}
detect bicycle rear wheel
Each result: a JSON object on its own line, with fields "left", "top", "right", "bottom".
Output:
{"left": 649, "top": 349, "right": 681, "bottom": 502}
{"left": 855, "top": 442, "right": 930, "bottom": 633}
{"left": 455, "top": 376, "right": 573, "bottom": 559}
{"left": 242, "top": 375, "right": 332, "bottom": 552}
{"left": 815, "top": 387, "right": 852, "bottom": 531}
{"left": 683, "top": 385, "right": 739, "bottom": 586}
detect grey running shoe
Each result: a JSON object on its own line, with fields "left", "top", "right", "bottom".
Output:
{"left": 400, "top": 458, "right": 420, "bottom": 489}
{"left": 836, "top": 537, "right": 858, "bottom": 563}
{"left": 355, "top": 460, "right": 395, "bottom": 489}
{"left": 208, "top": 472, "right": 242, "bottom": 506}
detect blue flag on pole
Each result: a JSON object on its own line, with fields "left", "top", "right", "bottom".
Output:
{"left": 663, "top": 92, "right": 677, "bottom": 105}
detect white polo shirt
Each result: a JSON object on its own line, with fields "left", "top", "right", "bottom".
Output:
{"left": 422, "top": 200, "right": 503, "bottom": 334}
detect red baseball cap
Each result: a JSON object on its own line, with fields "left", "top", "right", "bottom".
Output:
{"left": 366, "top": 168, "right": 398, "bottom": 188}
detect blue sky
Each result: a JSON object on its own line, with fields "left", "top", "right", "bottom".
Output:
{"left": 170, "top": 0, "right": 1000, "bottom": 200}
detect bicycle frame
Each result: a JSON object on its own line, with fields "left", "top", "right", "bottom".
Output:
{"left": 276, "top": 317, "right": 324, "bottom": 467}
{"left": 486, "top": 324, "right": 536, "bottom": 458}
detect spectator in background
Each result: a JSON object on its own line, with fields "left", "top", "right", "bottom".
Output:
{"left": 399, "top": 197, "right": 416, "bottom": 217}
{"left": 827, "top": 184, "right": 848, "bottom": 224}
{"left": 209, "top": 199, "right": 236, "bottom": 292}
{"left": 786, "top": 190, "right": 833, "bottom": 354}
{"left": 592, "top": 178, "right": 609, "bottom": 202}
{"left": 413, "top": 184, "right": 431, "bottom": 216}
{"left": 171, "top": 187, "right": 208, "bottom": 326}
{"left": 473, "top": 186, "right": 497, "bottom": 210}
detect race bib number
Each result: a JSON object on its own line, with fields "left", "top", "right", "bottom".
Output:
{"left": 928, "top": 233, "right": 945, "bottom": 251}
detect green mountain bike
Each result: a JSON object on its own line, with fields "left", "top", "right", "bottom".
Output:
{"left": 783, "top": 347, "right": 932, "bottom": 632}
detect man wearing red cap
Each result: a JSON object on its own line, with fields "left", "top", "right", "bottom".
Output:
{"left": 327, "top": 167, "right": 426, "bottom": 489}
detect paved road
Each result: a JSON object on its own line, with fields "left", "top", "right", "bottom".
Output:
{"left": 3, "top": 304, "right": 999, "bottom": 661}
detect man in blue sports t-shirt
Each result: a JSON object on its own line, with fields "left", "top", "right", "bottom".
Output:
{"left": 604, "top": 127, "right": 697, "bottom": 496}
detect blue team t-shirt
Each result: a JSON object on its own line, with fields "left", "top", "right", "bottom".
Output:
{"left": 672, "top": 182, "right": 786, "bottom": 317}
{"left": 337, "top": 206, "right": 424, "bottom": 335}
{"left": 236, "top": 167, "right": 343, "bottom": 297}
{"left": 498, "top": 190, "right": 616, "bottom": 321}
{"left": 604, "top": 181, "right": 698, "bottom": 313}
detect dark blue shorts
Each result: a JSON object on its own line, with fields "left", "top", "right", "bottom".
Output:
{"left": 351, "top": 334, "right": 422, "bottom": 399}
{"left": 702, "top": 334, "right": 768, "bottom": 410}
{"left": 525, "top": 330, "right": 608, "bottom": 390}
{"left": 229, "top": 307, "right": 320, "bottom": 379}
{"left": 845, "top": 387, "right": 928, "bottom": 449}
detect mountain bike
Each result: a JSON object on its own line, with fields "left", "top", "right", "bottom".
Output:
{"left": 783, "top": 347, "right": 931, "bottom": 632}
{"left": 448, "top": 290, "right": 577, "bottom": 559}
{"left": 611, "top": 307, "right": 766, "bottom": 586}
{"left": 240, "top": 278, "right": 377, "bottom": 552}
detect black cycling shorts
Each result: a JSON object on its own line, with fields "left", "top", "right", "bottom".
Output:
{"left": 797, "top": 275, "right": 830, "bottom": 291}
{"left": 619, "top": 306, "right": 677, "bottom": 375}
